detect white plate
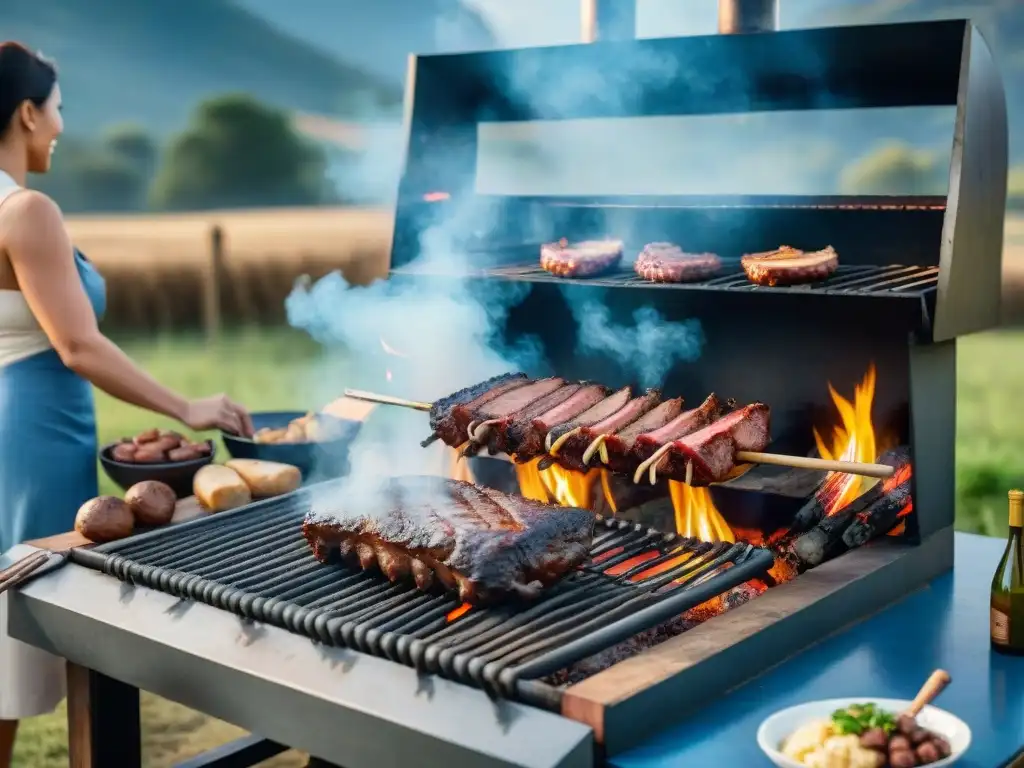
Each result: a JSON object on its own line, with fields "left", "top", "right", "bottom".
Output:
{"left": 757, "top": 698, "right": 971, "bottom": 767}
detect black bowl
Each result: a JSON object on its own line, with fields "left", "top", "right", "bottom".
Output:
{"left": 221, "top": 411, "right": 361, "bottom": 480}
{"left": 99, "top": 440, "right": 216, "bottom": 499}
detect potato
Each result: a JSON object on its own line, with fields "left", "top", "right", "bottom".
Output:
{"left": 194, "top": 464, "right": 251, "bottom": 512}
{"left": 124, "top": 480, "right": 177, "bottom": 526}
{"left": 225, "top": 459, "right": 302, "bottom": 498}
{"left": 133, "top": 446, "right": 168, "bottom": 463}
{"left": 110, "top": 442, "right": 138, "bottom": 462}
{"left": 75, "top": 496, "right": 134, "bottom": 543}
{"left": 133, "top": 428, "right": 160, "bottom": 445}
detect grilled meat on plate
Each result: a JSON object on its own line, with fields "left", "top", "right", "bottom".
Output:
{"left": 303, "top": 477, "right": 595, "bottom": 605}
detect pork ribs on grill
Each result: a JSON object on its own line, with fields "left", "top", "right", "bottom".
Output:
{"left": 303, "top": 477, "right": 595, "bottom": 605}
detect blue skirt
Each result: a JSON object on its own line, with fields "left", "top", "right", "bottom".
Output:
{"left": 0, "top": 349, "right": 98, "bottom": 553}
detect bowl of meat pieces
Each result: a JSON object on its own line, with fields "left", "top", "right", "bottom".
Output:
{"left": 759, "top": 699, "right": 970, "bottom": 768}
{"left": 100, "top": 429, "right": 215, "bottom": 499}
{"left": 221, "top": 410, "right": 361, "bottom": 480}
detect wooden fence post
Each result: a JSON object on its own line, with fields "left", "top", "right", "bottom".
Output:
{"left": 204, "top": 225, "right": 225, "bottom": 343}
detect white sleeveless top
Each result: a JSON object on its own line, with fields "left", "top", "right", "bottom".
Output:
{"left": 0, "top": 170, "right": 52, "bottom": 369}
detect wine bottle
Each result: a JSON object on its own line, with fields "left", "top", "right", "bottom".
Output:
{"left": 991, "top": 489, "right": 1024, "bottom": 655}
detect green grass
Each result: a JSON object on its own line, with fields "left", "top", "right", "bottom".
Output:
{"left": 13, "top": 325, "right": 1024, "bottom": 766}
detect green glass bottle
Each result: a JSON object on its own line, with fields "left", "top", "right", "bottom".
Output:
{"left": 991, "top": 489, "right": 1024, "bottom": 655}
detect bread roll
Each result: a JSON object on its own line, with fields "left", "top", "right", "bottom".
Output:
{"left": 193, "top": 465, "right": 252, "bottom": 512}
{"left": 225, "top": 459, "right": 302, "bottom": 498}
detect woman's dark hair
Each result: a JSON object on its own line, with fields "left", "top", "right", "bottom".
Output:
{"left": 0, "top": 42, "right": 57, "bottom": 137}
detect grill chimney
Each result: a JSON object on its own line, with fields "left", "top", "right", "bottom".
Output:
{"left": 581, "top": 0, "right": 779, "bottom": 43}
{"left": 718, "top": 0, "right": 779, "bottom": 34}
{"left": 580, "top": 0, "right": 637, "bottom": 42}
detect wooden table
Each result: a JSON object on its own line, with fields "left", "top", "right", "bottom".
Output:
{"left": 18, "top": 396, "right": 378, "bottom": 767}
{"left": 607, "top": 533, "right": 1024, "bottom": 768}
{"left": 24, "top": 496, "right": 296, "bottom": 768}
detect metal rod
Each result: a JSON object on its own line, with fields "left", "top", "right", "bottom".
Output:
{"left": 580, "top": 0, "right": 636, "bottom": 42}
{"left": 342, "top": 389, "right": 896, "bottom": 479}
{"left": 718, "top": 0, "right": 779, "bottom": 34}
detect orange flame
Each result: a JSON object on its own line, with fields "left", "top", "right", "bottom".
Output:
{"left": 514, "top": 457, "right": 608, "bottom": 509}
{"left": 813, "top": 364, "right": 884, "bottom": 516}
{"left": 669, "top": 483, "right": 735, "bottom": 543}
{"left": 448, "top": 446, "right": 476, "bottom": 484}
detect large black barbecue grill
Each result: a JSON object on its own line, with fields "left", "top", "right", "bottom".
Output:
{"left": 69, "top": 486, "right": 773, "bottom": 706}
{"left": 12, "top": 12, "right": 1008, "bottom": 767}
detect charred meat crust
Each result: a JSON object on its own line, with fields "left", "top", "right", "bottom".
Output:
{"left": 445, "top": 377, "right": 558, "bottom": 447}
{"left": 467, "top": 380, "right": 578, "bottom": 455}
{"left": 429, "top": 372, "right": 526, "bottom": 432}
{"left": 302, "top": 477, "right": 595, "bottom": 605}
{"left": 654, "top": 403, "right": 770, "bottom": 484}
{"left": 513, "top": 384, "right": 611, "bottom": 461}
{"left": 435, "top": 374, "right": 533, "bottom": 446}
{"left": 548, "top": 389, "right": 662, "bottom": 472}
{"left": 546, "top": 386, "right": 633, "bottom": 446}
{"left": 601, "top": 396, "right": 684, "bottom": 472}
{"left": 629, "top": 393, "right": 724, "bottom": 467}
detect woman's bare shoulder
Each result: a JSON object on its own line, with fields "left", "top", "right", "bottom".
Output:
{"left": 0, "top": 189, "right": 65, "bottom": 246}
{"left": 0, "top": 188, "right": 63, "bottom": 222}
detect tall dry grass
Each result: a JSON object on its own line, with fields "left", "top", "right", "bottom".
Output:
{"left": 66, "top": 206, "right": 394, "bottom": 329}
{"left": 66, "top": 206, "right": 1024, "bottom": 329}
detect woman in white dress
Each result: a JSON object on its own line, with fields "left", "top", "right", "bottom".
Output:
{"left": 0, "top": 42, "right": 254, "bottom": 766}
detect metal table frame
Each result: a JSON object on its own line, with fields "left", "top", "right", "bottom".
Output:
{"left": 8, "top": 551, "right": 593, "bottom": 768}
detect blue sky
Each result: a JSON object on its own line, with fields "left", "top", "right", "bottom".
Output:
{"left": 462, "top": 0, "right": 849, "bottom": 46}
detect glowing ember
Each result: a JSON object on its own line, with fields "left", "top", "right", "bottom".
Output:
{"left": 814, "top": 364, "right": 886, "bottom": 516}
{"left": 514, "top": 457, "right": 607, "bottom": 509}
{"left": 447, "top": 602, "right": 472, "bottom": 622}
{"left": 379, "top": 338, "right": 408, "bottom": 358}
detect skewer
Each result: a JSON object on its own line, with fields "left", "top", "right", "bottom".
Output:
{"left": 342, "top": 389, "right": 897, "bottom": 480}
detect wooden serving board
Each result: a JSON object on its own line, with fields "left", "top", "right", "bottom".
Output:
{"left": 26, "top": 395, "right": 379, "bottom": 554}
{"left": 26, "top": 496, "right": 209, "bottom": 552}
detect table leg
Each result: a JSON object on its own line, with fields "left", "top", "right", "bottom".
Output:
{"left": 66, "top": 662, "right": 141, "bottom": 768}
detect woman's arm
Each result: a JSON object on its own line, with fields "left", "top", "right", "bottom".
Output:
{"left": 0, "top": 190, "right": 252, "bottom": 435}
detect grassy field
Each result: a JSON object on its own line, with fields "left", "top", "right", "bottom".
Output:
{"left": 11, "top": 324, "right": 1024, "bottom": 766}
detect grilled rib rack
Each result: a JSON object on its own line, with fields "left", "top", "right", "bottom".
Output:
{"left": 69, "top": 486, "right": 774, "bottom": 708}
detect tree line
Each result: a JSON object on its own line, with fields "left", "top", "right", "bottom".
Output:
{"left": 35, "top": 93, "right": 336, "bottom": 214}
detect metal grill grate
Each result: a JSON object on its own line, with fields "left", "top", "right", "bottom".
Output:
{"left": 70, "top": 488, "right": 774, "bottom": 708}
{"left": 391, "top": 262, "right": 939, "bottom": 297}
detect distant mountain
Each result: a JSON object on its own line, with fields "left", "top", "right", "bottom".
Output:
{"left": 234, "top": 0, "right": 498, "bottom": 84}
{"left": 5, "top": 0, "right": 402, "bottom": 138}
